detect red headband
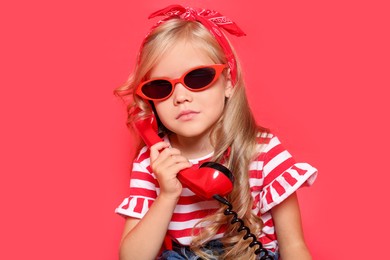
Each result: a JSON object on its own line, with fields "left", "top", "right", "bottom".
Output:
{"left": 143, "top": 5, "right": 246, "bottom": 85}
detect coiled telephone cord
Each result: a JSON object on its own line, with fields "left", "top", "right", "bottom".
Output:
{"left": 213, "top": 195, "right": 274, "bottom": 260}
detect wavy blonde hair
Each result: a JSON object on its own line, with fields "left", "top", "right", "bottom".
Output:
{"left": 115, "top": 19, "right": 269, "bottom": 259}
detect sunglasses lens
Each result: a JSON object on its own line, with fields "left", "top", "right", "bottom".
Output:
{"left": 184, "top": 67, "right": 216, "bottom": 90}
{"left": 141, "top": 80, "right": 172, "bottom": 100}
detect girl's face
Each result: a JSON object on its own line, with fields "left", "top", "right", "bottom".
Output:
{"left": 150, "top": 40, "right": 233, "bottom": 142}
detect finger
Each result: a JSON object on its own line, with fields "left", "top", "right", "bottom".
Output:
{"left": 166, "top": 161, "right": 193, "bottom": 175}
{"left": 160, "top": 147, "right": 182, "bottom": 157}
{"left": 152, "top": 155, "right": 192, "bottom": 178}
{"left": 155, "top": 147, "right": 182, "bottom": 163}
{"left": 153, "top": 154, "right": 190, "bottom": 171}
{"left": 150, "top": 142, "right": 170, "bottom": 162}
{"left": 169, "top": 155, "right": 192, "bottom": 165}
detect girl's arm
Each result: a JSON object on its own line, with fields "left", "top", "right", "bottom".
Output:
{"left": 119, "top": 194, "right": 179, "bottom": 260}
{"left": 271, "top": 192, "right": 312, "bottom": 260}
{"left": 119, "top": 142, "right": 192, "bottom": 260}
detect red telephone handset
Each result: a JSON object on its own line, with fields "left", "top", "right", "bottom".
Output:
{"left": 132, "top": 108, "right": 234, "bottom": 200}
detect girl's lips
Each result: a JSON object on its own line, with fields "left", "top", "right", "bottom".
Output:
{"left": 176, "top": 110, "right": 199, "bottom": 120}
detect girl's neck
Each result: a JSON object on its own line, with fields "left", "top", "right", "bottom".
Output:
{"left": 168, "top": 133, "right": 214, "bottom": 159}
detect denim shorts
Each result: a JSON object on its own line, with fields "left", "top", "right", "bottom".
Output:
{"left": 158, "top": 239, "right": 279, "bottom": 260}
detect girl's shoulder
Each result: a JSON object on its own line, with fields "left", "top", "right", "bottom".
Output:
{"left": 256, "top": 131, "right": 274, "bottom": 145}
{"left": 255, "top": 131, "right": 280, "bottom": 151}
{"left": 254, "top": 131, "right": 289, "bottom": 159}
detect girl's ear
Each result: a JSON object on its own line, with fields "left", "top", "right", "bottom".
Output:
{"left": 224, "top": 68, "right": 234, "bottom": 98}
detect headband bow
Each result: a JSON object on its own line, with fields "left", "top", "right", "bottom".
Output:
{"left": 147, "top": 5, "right": 246, "bottom": 85}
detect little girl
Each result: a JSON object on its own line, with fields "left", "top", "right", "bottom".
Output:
{"left": 115, "top": 5, "right": 317, "bottom": 260}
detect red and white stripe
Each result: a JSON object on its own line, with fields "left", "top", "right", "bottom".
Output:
{"left": 115, "top": 133, "right": 317, "bottom": 251}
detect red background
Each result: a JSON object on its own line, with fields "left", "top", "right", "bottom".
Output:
{"left": 1, "top": 0, "right": 389, "bottom": 259}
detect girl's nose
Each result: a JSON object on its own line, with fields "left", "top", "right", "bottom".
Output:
{"left": 172, "top": 83, "right": 192, "bottom": 105}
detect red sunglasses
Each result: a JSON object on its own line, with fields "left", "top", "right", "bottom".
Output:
{"left": 136, "top": 64, "right": 227, "bottom": 101}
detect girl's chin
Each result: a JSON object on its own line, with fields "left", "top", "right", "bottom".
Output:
{"left": 170, "top": 129, "right": 211, "bottom": 140}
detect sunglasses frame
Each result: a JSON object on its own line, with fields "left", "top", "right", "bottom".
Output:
{"left": 136, "top": 64, "right": 227, "bottom": 101}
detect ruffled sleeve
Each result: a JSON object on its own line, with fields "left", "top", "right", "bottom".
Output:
{"left": 258, "top": 135, "right": 318, "bottom": 213}
{"left": 115, "top": 146, "right": 158, "bottom": 219}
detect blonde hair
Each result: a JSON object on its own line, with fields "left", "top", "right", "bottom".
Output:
{"left": 115, "top": 19, "right": 269, "bottom": 259}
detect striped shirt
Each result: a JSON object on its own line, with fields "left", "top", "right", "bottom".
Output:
{"left": 115, "top": 133, "right": 317, "bottom": 252}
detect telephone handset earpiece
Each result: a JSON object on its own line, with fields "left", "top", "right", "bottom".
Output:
{"left": 132, "top": 108, "right": 234, "bottom": 200}
{"left": 131, "top": 108, "right": 273, "bottom": 259}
